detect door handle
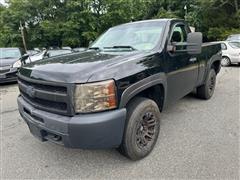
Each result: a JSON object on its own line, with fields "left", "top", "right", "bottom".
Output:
{"left": 189, "top": 57, "right": 197, "bottom": 62}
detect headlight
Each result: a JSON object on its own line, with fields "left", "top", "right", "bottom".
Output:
{"left": 12, "top": 60, "right": 21, "bottom": 68}
{"left": 74, "top": 80, "right": 117, "bottom": 113}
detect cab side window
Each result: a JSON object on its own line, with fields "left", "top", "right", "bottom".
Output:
{"left": 170, "top": 25, "right": 187, "bottom": 43}
{"left": 170, "top": 24, "right": 188, "bottom": 51}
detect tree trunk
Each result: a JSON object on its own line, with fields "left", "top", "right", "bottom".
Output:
{"left": 20, "top": 21, "right": 27, "bottom": 52}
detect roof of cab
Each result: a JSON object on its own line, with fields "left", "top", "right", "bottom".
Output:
{"left": 114, "top": 18, "right": 181, "bottom": 28}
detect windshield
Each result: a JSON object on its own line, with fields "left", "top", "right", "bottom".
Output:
{"left": 229, "top": 42, "right": 240, "bottom": 49}
{"left": 91, "top": 21, "right": 166, "bottom": 51}
{"left": 0, "top": 48, "right": 21, "bottom": 59}
{"left": 48, "top": 50, "right": 72, "bottom": 57}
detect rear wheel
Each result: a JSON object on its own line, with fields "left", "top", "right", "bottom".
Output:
{"left": 196, "top": 68, "right": 216, "bottom": 100}
{"left": 221, "top": 57, "right": 231, "bottom": 66}
{"left": 119, "top": 97, "right": 161, "bottom": 160}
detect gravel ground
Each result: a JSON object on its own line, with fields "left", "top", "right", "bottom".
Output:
{"left": 0, "top": 66, "right": 239, "bottom": 180}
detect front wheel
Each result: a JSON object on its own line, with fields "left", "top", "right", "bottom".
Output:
{"left": 196, "top": 69, "right": 216, "bottom": 100}
{"left": 221, "top": 57, "right": 231, "bottom": 66}
{"left": 118, "top": 97, "right": 161, "bottom": 160}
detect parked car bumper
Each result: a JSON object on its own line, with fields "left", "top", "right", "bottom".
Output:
{"left": 230, "top": 56, "right": 240, "bottom": 64}
{"left": 17, "top": 96, "right": 127, "bottom": 149}
{"left": 0, "top": 68, "right": 18, "bottom": 83}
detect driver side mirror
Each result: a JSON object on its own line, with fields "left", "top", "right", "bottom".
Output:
{"left": 187, "top": 32, "right": 202, "bottom": 55}
{"left": 167, "top": 32, "right": 202, "bottom": 55}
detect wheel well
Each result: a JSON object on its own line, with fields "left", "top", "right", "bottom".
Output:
{"left": 211, "top": 60, "right": 221, "bottom": 74}
{"left": 222, "top": 55, "right": 229, "bottom": 59}
{"left": 126, "top": 84, "right": 165, "bottom": 112}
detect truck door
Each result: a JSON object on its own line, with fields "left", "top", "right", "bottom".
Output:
{"left": 165, "top": 23, "right": 199, "bottom": 103}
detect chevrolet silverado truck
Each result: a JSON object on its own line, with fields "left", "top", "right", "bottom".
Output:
{"left": 17, "top": 19, "right": 221, "bottom": 160}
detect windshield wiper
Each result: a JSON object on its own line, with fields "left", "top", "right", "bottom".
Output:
{"left": 103, "top": 46, "right": 137, "bottom": 51}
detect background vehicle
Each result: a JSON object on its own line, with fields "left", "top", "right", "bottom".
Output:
{"left": 26, "top": 49, "right": 73, "bottom": 63}
{"left": 26, "top": 50, "right": 47, "bottom": 63}
{"left": 226, "top": 34, "right": 240, "bottom": 41}
{"left": 17, "top": 19, "right": 221, "bottom": 160}
{"left": 47, "top": 49, "right": 72, "bottom": 57}
{"left": 73, "top": 47, "right": 87, "bottom": 52}
{"left": 62, "top": 46, "right": 72, "bottom": 50}
{"left": 0, "top": 47, "right": 22, "bottom": 83}
{"left": 27, "top": 50, "right": 41, "bottom": 56}
{"left": 220, "top": 41, "right": 240, "bottom": 66}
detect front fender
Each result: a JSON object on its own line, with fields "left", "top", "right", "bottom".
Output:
{"left": 119, "top": 73, "right": 167, "bottom": 108}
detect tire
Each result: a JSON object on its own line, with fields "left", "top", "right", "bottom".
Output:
{"left": 118, "top": 97, "right": 161, "bottom": 160}
{"left": 221, "top": 57, "right": 231, "bottom": 66}
{"left": 196, "top": 68, "right": 216, "bottom": 100}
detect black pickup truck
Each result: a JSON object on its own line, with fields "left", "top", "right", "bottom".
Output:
{"left": 17, "top": 19, "right": 221, "bottom": 160}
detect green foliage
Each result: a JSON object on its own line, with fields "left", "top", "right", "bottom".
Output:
{"left": 208, "top": 27, "right": 240, "bottom": 41}
{"left": 0, "top": 0, "right": 239, "bottom": 49}
{"left": 154, "top": 8, "right": 178, "bottom": 19}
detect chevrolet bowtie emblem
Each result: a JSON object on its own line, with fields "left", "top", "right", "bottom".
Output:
{"left": 26, "top": 86, "right": 36, "bottom": 98}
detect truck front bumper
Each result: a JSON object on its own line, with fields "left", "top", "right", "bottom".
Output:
{"left": 18, "top": 96, "right": 126, "bottom": 149}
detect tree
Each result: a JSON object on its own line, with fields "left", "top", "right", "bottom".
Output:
{"left": 0, "top": 0, "right": 239, "bottom": 48}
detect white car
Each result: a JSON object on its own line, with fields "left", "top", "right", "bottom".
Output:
{"left": 226, "top": 34, "right": 240, "bottom": 41}
{"left": 220, "top": 41, "right": 240, "bottom": 66}
{"left": 25, "top": 49, "right": 73, "bottom": 63}
{"left": 26, "top": 50, "right": 47, "bottom": 63}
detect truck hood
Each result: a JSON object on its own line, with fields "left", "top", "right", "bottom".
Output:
{"left": 0, "top": 58, "right": 19, "bottom": 67}
{"left": 19, "top": 50, "right": 151, "bottom": 83}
